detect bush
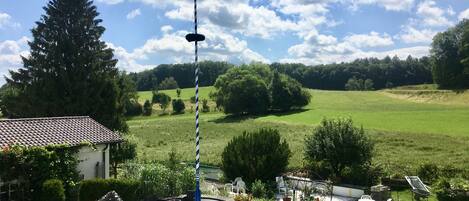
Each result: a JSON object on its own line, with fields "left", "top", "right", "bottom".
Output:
{"left": 222, "top": 128, "right": 291, "bottom": 184}
{"left": 124, "top": 99, "right": 142, "bottom": 116}
{"left": 138, "top": 163, "right": 195, "bottom": 198}
{"left": 190, "top": 96, "right": 196, "bottom": 103}
{"left": 143, "top": 100, "right": 152, "bottom": 116}
{"left": 172, "top": 99, "right": 185, "bottom": 114}
{"left": 41, "top": 179, "right": 65, "bottom": 201}
{"left": 202, "top": 99, "right": 210, "bottom": 112}
{"left": 79, "top": 178, "right": 140, "bottom": 201}
{"left": 234, "top": 194, "right": 251, "bottom": 201}
{"left": 251, "top": 180, "right": 267, "bottom": 198}
{"left": 152, "top": 92, "right": 171, "bottom": 112}
{"left": 435, "top": 177, "right": 469, "bottom": 201}
{"left": 304, "top": 118, "right": 374, "bottom": 185}
{"left": 417, "top": 163, "right": 440, "bottom": 184}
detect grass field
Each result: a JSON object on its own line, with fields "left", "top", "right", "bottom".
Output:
{"left": 129, "top": 87, "right": 469, "bottom": 175}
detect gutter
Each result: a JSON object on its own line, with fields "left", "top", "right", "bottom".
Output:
{"left": 102, "top": 144, "right": 109, "bottom": 179}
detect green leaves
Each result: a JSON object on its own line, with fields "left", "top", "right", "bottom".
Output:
{"left": 270, "top": 71, "right": 311, "bottom": 111}
{"left": 3, "top": 0, "right": 129, "bottom": 131}
{"left": 0, "top": 145, "right": 80, "bottom": 200}
{"left": 221, "top": 128, "right": 291, "bottom": 184}
{"left": 304, "top": 118, "right": 375, "bottom": 185}
{"left": 431, "top": 19, "right": 469, "bottom": 89}
{"left": 212, "top": 65, "right": 310, "bottom": 115}
{"left": 171, "top": 99, "right": 185, "bottom": 114}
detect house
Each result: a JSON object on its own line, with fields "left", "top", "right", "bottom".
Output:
{"left": 0, "top": 116, "right": 123, "bottom": 179}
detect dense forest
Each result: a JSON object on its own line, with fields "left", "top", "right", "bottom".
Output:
{"left": 129, "top": 61, "right": 234, "bottom": 91}
{"left": 130, "top": 55, "right": 432, "bottom": 91}
{"left": 272, "top": 55, "right": 433, "bottom": 90}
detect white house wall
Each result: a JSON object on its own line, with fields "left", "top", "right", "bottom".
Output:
{"left": 76, "top": 144, "right": 110, "bottom": 180}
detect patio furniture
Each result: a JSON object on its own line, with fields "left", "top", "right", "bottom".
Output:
{"left": 359, "top": 195, "right": 375, "bottom": 201}
{"left": 235, "top": 180, "right": 246, "bottom": 194}
{"left": 276, "top": 176, "right": 288, "bottom": 195}
{"left": 224, "top": 177, "right": 245, "bottom": 194}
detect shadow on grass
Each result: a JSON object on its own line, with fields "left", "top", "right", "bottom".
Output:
{"left": 209, "top": 108, "right": 310, "bottom": 124}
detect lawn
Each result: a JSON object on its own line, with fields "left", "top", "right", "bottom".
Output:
{"left": 129, "top": 87, "right": 469, "bottom": 174}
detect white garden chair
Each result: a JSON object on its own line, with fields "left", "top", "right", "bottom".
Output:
{"left": 276, "top": 176, "right": 288, "bottom": 195}
{"left": 224, "top": 177, "right": 245, "bottom": 194}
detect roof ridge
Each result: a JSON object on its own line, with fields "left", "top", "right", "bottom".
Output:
{"left": 0, "top": 116, "right": 90, "bottom": 122}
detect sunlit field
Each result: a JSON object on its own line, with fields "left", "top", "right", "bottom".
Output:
{"left": 129, "top": 87, "right": 469, "bottom": 175}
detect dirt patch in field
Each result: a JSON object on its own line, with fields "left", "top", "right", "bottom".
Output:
{"left": 381, "top": 90, "right": 469, "bottom": 106}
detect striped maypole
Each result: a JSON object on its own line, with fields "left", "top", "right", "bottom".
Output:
{"left": 185, "top": 0, "right": 204, "bottom": 201}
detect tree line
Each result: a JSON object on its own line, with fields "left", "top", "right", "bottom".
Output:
{"left": 129, "top": 61, "right": 234, "bottom": 91}
{"left": 131, "top": 56, "right": 433, "bottom": 91}
{"left": 131, "top": 20, "right": 469, "bottom": 91}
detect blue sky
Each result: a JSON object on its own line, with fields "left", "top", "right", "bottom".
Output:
{"left": 1, "top": 0, "right": 469, "bottom": 84}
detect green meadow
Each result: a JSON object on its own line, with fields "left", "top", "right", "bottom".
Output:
{"left": 129, "top": 87, "right": 469, "bottom": 175}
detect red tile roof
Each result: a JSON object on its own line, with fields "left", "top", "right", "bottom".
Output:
{"left": 0, "top": 116, "right": 123, "bottom": 148}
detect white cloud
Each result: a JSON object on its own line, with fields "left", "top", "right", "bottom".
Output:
{"left": 107, "top": 24, "right": 268, "bottom": 72}
{"left": 0, "top": 37, "right": 30, "bottom": 84}
{"left": 350, "top": 0, "right": 415, "bottom": 11}
{"left": 398, "top": 26, "right": 437, "bottom": 44}
{"left": 160, "top": 25, "right": 173, "bottom": 34}
{"left": 416, "top": 0, "right": 452, "bottom": 27}
{"left": 0, "top": 13, "right": 20, "bottom": 29}
{"left": 135, "top": 0, "right": 176, "bottom": 7}
{"left": 283, "top": 27, "right": 428, "bottom": 65}
{"left": 344, "top": 31, "right": 394, "bottom": 48}
{"left": 165, "top": 1, "right": 303, "bottom": 39}
{"left": 271, "top": 0, "right": 332, "bottom": 17}
{"left": 96, "top": 0, "right": 124, "bottom": 5}
{"left": 283, "top": 45, "right": 429, "bottom": 65}
{"left": 459, "top": 9, "right": 469, "bottom": 21}
{"left": 126, "top": 9, "right": 141, "bottom": 19}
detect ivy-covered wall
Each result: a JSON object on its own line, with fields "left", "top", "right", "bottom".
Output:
{"left": 0, "top": 145, "right": 80, "bottom": 200}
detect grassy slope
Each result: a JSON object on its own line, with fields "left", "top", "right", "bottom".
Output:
{"left": 130, "top": 87, "right": 469, "bottom": 174}
{"left": 260, "top": 90, "right": 469, "bottom": 136}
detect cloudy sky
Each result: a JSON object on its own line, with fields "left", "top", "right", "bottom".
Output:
{"left": 1, "top": 0, "right": 469, "bottom": 83}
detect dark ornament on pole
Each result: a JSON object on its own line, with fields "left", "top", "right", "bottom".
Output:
{"left": 186, "top": 33, "right": 205, "bottom": 42}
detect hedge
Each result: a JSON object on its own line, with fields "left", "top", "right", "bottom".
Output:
{"left": 79, "top": 179, "right": 139, "bottom": 201}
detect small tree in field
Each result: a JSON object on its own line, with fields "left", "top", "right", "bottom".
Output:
{"left": 172, "top": 99, "right": 185, "bottom": 114}
{"left": 143, "top": 100, "right": 152, "bottom": 116}
{"left": 222, "top": 128, "right": 291, "bottom": 184}
{"left": 202, "top": 99, "right": 210, "bottom": 112}
{"left": 176, "top": 88, "right": 181, "bottom": 98}
{"left": 152, "top": 92, "right": 171, "bottom": 113}
{"left": 159, "top": 95, "right": 171, "bottom": 113}
{"left": 305, "top": 118, "right": 374, "bottom": 184}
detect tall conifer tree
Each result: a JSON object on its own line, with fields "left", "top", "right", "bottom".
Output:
{"left": 4, "top": 0, "right": 127, "bottom": 131}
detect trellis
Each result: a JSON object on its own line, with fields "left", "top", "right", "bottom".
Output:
{"left": 0, "top": 179, "right": 24, "bottom": 201}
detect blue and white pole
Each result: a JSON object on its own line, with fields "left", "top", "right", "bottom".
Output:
{"left": 185, "top": 0, "right": 205, "bottom": 201}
